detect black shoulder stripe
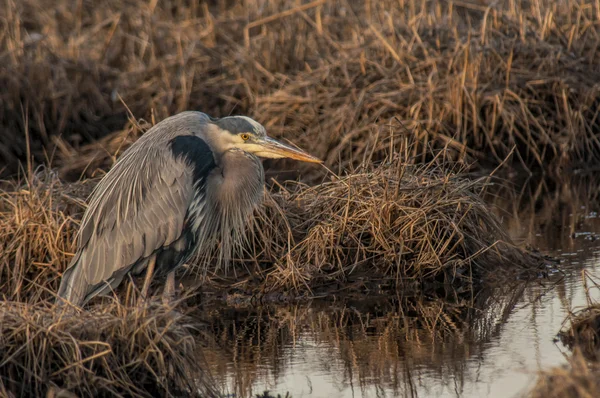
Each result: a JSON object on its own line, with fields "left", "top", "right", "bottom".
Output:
{"left": 169, "top": 135, "right": 217, "bottom": 183}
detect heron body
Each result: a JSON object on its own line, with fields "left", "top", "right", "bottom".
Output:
{"left": 57, "top": 111, "right": 320, "bottom": 307}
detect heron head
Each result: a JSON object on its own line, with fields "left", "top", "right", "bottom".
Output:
{"left": 209, "top": 115, "right": 322, "bottom": 163}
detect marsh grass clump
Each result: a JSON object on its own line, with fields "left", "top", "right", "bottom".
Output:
{"left": 558, "top": 304, "right": 600, "bottom": 361}
{"left": 0, "top": 172, "right": 218, "bottom": 396}
{"left": 0, "top": 169, "right": 92, "bottom": 304}
{"left": 554, "top": 273, "right": 600, "bottom": 361}
{"left": 554, "top": 272, "right": 600, "bottom": 362}
{"left": 529, "top": 274, "right": 600, "bottom": 398}
{"left": 244, "top": 152, "right": 544, "bottom": 293}
{"left": 0, "top": 300, "right": 217, "bottom": 398}
{"left": 0, "top": 146, "right": 544, "bottom": 396}
{"left": 529, "top": 349, "right": 600, "bottom": 398}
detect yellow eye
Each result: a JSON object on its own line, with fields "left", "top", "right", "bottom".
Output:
{"left": 240, "top": 133, "right": 250, "bottom": 141}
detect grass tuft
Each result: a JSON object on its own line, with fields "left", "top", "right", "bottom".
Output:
{"left": 529, "top": 272, "right": 600, "bottom": 398}
{"left": 0, "top": 300, "right": 218, "bottom": 397}
{"left": 239, "top": 149, "right": 545, "bottom": 293}
{"left": 529, "top": 348, "right": 600, "bottom": 398}
{"left": 558, "top": 304, "right": 600, "bottom": 362}
{"left": 0, "top": 169, "right": 91, "bottom": 303}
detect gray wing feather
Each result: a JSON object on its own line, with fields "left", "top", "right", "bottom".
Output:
{"left": 57, "top": 145, "right": 194, "bottom": 305}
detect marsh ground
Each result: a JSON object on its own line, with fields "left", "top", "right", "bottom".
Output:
{"left": 192, "top": 173, "right": 600, "bottom": 398}
{"left": 2, "top": 0, "right": 600, "bottom": 397}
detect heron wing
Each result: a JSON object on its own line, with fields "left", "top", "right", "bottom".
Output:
{"left": 57, "top": 136, "right": 216, "bottom": 305}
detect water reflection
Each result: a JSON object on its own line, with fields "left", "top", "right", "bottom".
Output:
{"left": 487, "top": 173, "right": 600, "bottom": 252}
{"left": 198, "top": 283, "right": 526, "bottom": 397}
{"left": 196, "top": 173, "right": 600, "bottom": 398}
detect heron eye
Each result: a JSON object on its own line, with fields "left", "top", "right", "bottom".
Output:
{"left": 240, "top": 133, "right": 250, "bottom": 141}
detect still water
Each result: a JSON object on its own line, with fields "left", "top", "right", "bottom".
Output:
{"left": 203, "top": 174, "right": 600, "bottom": 398}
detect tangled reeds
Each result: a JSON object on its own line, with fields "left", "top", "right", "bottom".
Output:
{"left": 554, "top": 272, "right": 600, "bottom": 360}
{"left": 242, "top": 151, "right": 545, "bottom": 294}
{"left": 2, "top": 0, "right": 600, "bottom": 178}
{"left": 0, "top": 171, "right": 223, "bottom": 396}
{"left": 0, "top": 158, "right": 554, "bottom": 398}
{"left": 558, "top": 304, "right": 600, "bottom": 362}
{"left": 0, "top": 170, "right": 91, "bottom": 304}
{"left": 0, "top": 300, "right": 218, "bottom": 397}
{"left": 530, "top": 312, "right": 600, "bottom": 398}
{"left": 0, "top": 128, "right": 548, "bottom": 396}
{"left": 0, "top": 122, "right": 551, "bottom": 394}
{"left": 2, "top": 0, "right": 589, "bottom": 395}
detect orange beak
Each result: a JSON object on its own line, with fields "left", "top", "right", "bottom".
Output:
{"left": 255, "top": 137, "right": 322, "bottom": 163}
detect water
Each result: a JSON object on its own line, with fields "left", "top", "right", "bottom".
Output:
{"left": 203, "top": 174, "right": 600, "bottom": 398}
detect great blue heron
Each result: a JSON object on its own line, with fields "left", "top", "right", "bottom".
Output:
{"left": 56, "top": 111, "right": 320, "bottom": 307}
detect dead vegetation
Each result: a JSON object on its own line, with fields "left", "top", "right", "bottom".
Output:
{"left": 243, "top": 149, "right": 545, "bottom": 294}
{"left": 2, "top": 0, "right": 600, "bottom": 178}
{"left": 0, "top": 134, "right": 550, "bottom": 396}
{"left": 0, "top": 169, "right": 91, "bottom": 304}
{"left": 529, "top": 309, "right": 600, "bottom": 398}
{"left": 1, "top": 1, "right": 584, "bottom": 394}
{"left": 558, "top": 304, "right": 600, "bottom": 362}
{"left": 527, "top": 272, "right": 600, "bottom": 398}
{"left": 529, "top": 348, "right": 600, "bottom": 398}
{"left": 0, "top": 124, "right": 549, "bottom": 395}
{"left": 555, "top": 272, "right": 600, "bottom": 361}
{"left": 0, "top": 300, "right": 218, "bottom": 397}
{"left": 0, "top": 172, "right": 223, "bottom": 396}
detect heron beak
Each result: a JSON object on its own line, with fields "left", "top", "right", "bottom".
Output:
{"left": 255, "top": 137, "right": 322, "bottom": 163}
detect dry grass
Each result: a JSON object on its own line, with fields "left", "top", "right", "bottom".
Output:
{"left": 2, "top": 1, "right": 587, "bottom": 395}
{"left": 558, "top": 303, "right": 600, "bottom": 361}
{"left": 240, "top": 148, "right": 545, "bottom": 293}
{"left": 0, "top": 300, "right": 218, "bottom": 398}
{"left": 0, "top": 169, "right": 92, "bottom": 304}
{"left": 0, "top": 171, "right": 223, "bottom": 396}
{"left": 555, "top": 272, "right": 600, "bottom": 362}
{"left": 2, "top": 0, "right": 600, "bottom": 178}
{"left": 528, "top": 272, "right": 600, "bottom": 398}
{"left": 529, "top": 348, "right": 600, "bottom": 398}
{"left": 0, "top": 141, "right": 546, "bottom": 396}
{"left": 0, "top": 130, "right": 549, "bottom": 395}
